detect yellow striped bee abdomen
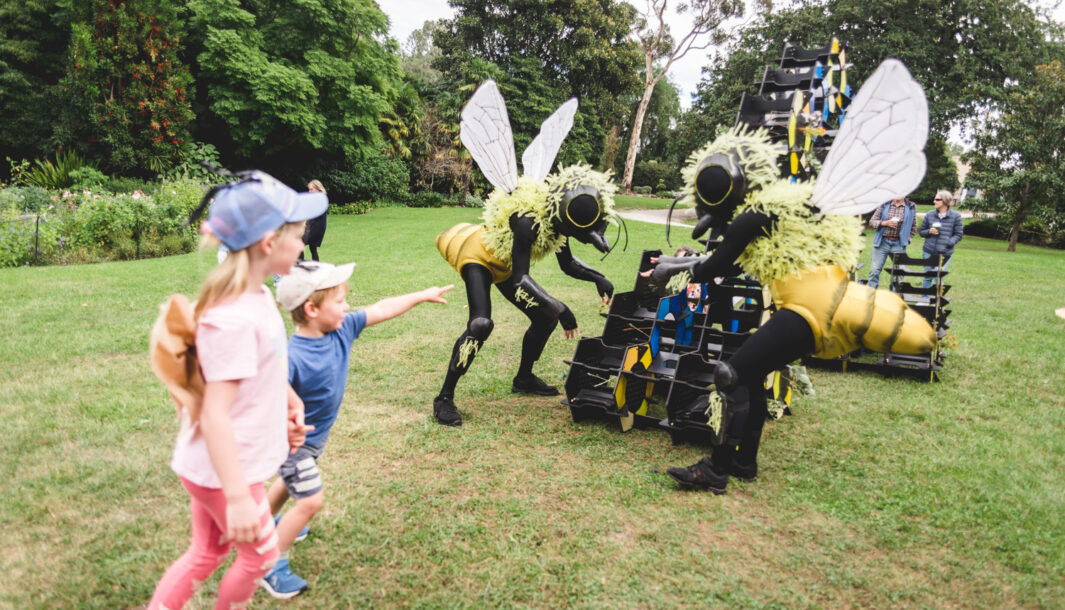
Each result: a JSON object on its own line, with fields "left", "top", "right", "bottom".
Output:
{"left": 845, "top": 284, "right": 937, "bottom": 355}
{"left": 770, "top": 265, "right": 936, "bottom": 359}
{"left": 435, "top": 223, "right": 512, "bottom": 284}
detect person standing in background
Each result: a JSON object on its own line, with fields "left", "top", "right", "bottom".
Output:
{"left": 918, "top": 190, "right": 964, "bottom": 289}
{"left": 866, "top": 195, "right": 918, "bottom": 289}
{"left": 300, "top": 180, "right": 328, "bottom": 261}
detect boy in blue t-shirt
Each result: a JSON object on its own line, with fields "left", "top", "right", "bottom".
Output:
{"left": 260, "top": 261, "right": 451, "bottom": 599}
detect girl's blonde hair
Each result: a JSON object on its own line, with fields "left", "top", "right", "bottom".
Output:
{"left": 195, "top": 222, "right": 304, "bottom": 321}
{"left": 307, "top": 179, "right": 326, "bottom": 194}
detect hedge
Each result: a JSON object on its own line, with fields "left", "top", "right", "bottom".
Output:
{"left": 0, "top": 181, "right": 204, "bottom": 267}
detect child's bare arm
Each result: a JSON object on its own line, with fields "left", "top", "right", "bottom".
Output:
{"left": 200, "top": 380, "right": 260, "bottom": 544}
{"left": 363, "top": 285, "right": 454, "bottom": 327}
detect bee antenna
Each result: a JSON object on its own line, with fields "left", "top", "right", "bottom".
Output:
{"left": 184, "top": 184, "right": 224, "bottom": 227}
{"left": 665, "top": 195, "right": 683, "bottom": 247}
{"left": 600, "top": 215, "right": 629, "bottom": 261}
{"left": 199, "top": 161, "right": 234, "bottom": 178}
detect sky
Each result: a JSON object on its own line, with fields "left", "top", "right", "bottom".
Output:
{"left": 378, "top": 0, "right": 716, "bottom": 109}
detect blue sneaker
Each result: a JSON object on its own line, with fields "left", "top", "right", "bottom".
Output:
{"left": 259, "top": 559, "right": 308, "bottom": 599}
{"left": 274, "top": 514, "right": 309, "bottom": 543}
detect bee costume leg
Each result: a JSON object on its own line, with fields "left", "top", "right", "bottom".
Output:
{"left": 671, "top": 310, "right": 814, "bottom": 491}
{"left": 496, "top": 274, "right": 561, "bottom": 395}
{"left": 434, "top": 264, "right": 495, "bottom": 426}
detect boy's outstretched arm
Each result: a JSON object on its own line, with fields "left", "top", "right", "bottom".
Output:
{"left": 364, "top": 285, "right": 454, "bottom": 327}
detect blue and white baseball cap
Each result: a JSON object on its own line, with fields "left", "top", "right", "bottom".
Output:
{"left": 206, "top": 171, "right": 328, "bottom": 251}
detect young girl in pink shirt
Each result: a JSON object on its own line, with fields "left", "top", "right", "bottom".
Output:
{"left": 149, "top": 172, "right": 326, "bottom": 609}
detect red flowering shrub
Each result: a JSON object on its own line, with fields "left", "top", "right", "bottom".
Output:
{"left": 65, "top": 0, "right": 194, "bottom": 176}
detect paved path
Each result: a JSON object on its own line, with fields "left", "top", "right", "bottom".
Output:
{"left": 619, "top": 207, "right": 981, "bottom": 226}
{"left": 618, "top": 208, "right": 694, "bottom": 226}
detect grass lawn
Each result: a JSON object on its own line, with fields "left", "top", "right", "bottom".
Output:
{"left": 614, "top": 193, "right": 677, "bottom": 210}
{"left": 1, "top": 206, "right": 1063, "bottom": 608}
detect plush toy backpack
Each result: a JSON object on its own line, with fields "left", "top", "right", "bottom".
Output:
{"left": 149, "top": 294, "right": 205, "bottom": 429}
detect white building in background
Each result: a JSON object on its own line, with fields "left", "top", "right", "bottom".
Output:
{"left": 952, "top": 155, "right": 980, "bottom": 204}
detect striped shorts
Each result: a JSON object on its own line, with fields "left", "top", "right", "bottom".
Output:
{"left": 277, "top": 444, "right": 325, "bottom": 499}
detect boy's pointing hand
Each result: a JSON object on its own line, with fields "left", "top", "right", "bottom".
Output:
{"left": 424, "top": 284, "right": 454, "bottom": 304}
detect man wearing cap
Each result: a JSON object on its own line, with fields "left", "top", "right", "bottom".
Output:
{"left": 258, "top": 261, "right": 450, "bottom": 599}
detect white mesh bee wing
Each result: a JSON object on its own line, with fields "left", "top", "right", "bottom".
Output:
{"left": 460, "top": 80, "right": 519, "bottom": 193}
{"left": 521, "top": 98, "right": 578, "bottom": 183}
{"left": 810, "top": 59, "right": 928, "bottom": 216}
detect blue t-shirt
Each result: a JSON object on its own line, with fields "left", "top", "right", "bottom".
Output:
{"left": 288, "top": 310, "right": 367, "bottom": 448}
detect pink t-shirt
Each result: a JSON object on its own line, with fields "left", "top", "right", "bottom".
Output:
{"left": 170, "top": 286, "right": 289, "bottom": 488}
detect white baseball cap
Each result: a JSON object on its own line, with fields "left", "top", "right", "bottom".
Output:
{"left": 276, "top": 261, "right": 356, "bottom": 311}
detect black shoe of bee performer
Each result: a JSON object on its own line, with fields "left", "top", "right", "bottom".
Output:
{"left": 667, "top": 457, "right": 730, "bottom": 494}
{"left": 729, "top": 460, "right": 758, "bottom": 482}
{"left": 433, "top": 395, "right": 463, "bottom": 427}
{"left": 511, "top": 374, "right": 560, "bottom": 396}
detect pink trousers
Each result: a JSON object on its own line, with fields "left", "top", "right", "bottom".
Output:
{"left": 148, "top": 478, "right": 279, "bottom": 609}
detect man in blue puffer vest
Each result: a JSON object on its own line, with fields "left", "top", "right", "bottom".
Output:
{"left": 866, "top": 196, "right": 918, "bottom": 289}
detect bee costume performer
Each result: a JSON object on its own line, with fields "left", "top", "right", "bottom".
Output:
{"left": 649, "top": 60, "right": 937, "bottom": 493}
{"left": 433, "top": 81, "right": 618, "bottom": 426}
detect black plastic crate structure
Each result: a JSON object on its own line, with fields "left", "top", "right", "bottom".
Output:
{"left": 562, "top": 249, "right": 771, "bottom": 446}
{"left": 564, "top": 37, "right": 864, "bottom": 444}
{"left": 803, "top": 253, "right": 950, "bottom": 382}
{"left": 735, "top": 39, "right": 852, "bottom": 180}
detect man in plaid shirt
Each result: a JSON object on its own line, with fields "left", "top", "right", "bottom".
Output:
{"left": 866, "top": 196, "right": 918, "bottom": 288}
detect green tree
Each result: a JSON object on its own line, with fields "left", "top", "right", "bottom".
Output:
{"left": 685, "top": 0, "right": 1060, "bottom": 157}
{"left": 492, "top": 55, "right": 608, "bottom": 167}
{"left": 61, "top": 0, "right": 194, "bottom": 175}
{"left": 914, "top": 135, "right": 959, "bottom": 203}
{"left": 668, "top": 105, "right": 719, "bottom": 168}
{"left": 0, "top": 1, "right": 75, "bottom": 166}
{"left": 621, "top": 0, "right": 748, "bottom": 193}
{"left": 613, "top": 74, "right": 684, "bottom": 188}
{"left": 380, "top": 81, "right": 423, "bottom": 161}
{"left": 966, "top": 61, "right": 1065, "bottom": 251}
{"left": 412, "top": 104, "right": 471, "bottom": 195}
{"left": 400, "top": 18, "right": 445, "bottom": 90}
{"left": 187, "top": 0, "right": 401, "bottom": 172}
{"left": 434, "top": 0, "right": 643, "bottom": 170}
{"left": 619, "top": 75, "right": 682, "bottom": 164}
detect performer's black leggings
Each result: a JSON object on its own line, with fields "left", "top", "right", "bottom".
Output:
{"left": 710, "top": 308, "right": 814, "bottom": 470}
{"left": 298, "top": 245, "right": 320, "bottom": 262}
{"left": 438, "top": 264, "right": 559, "bottom": 399}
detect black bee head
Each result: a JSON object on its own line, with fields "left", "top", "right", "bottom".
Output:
{"left": 691, "top": 151, "right": 746, "bottom": 238}
{"left": 557, "top": 185, "right": 610, "bottom": 253}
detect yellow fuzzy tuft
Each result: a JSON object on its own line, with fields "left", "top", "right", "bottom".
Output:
{"left": 665, "top": 271, "right": 692, "bottom": 295}
{"left": 734, "top": 180, "right": 863, "bottom": 284}
{"left": 678, "top": 125, "right": 780, "bottom": 210}
{"left": 481, "top": 177, "right": 563, "bottom": 265}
